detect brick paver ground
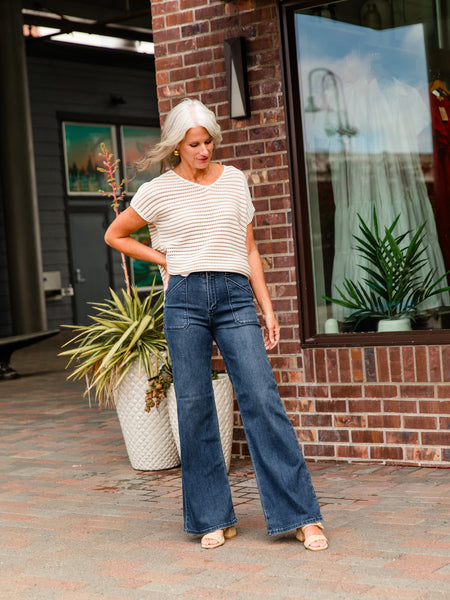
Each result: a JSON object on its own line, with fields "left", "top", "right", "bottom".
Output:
{"left": 0, "top": 333, "right": 449, "bottom": 600}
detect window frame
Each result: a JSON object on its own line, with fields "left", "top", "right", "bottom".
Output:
{"left": 277, "top": 0, "right": 450, "bottom": 347}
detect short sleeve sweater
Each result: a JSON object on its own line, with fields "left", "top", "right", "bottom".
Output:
{"left": 130, "top": 165, "right": 255, "bottom": 278}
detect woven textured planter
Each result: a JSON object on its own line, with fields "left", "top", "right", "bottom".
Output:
{"left": 115, "top": 360, "right": 180, "bottom": 471}
{"left": 166, "top": 373, "right": 234, "bottom": 472}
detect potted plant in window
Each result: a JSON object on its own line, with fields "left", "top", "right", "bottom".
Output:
{"left": 60, "top": 145, "right": 180, "bottom": 471}
{"left": 323, "top": 209, "right": 450, "bottom": 332}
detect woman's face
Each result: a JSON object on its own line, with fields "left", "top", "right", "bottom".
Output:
{"left": 177, "top": 126, "right": 214, "bottom": 171}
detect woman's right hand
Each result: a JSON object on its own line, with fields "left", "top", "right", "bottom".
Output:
{"left": 262, "top": 312, "right": 280, "bottom": 351}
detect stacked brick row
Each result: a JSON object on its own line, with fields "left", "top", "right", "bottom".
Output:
{"left": 149, "top": 0, "right": 449, "bottom": 466}
{"left": 298, "top": 346, "right": 450, "bottom": 465}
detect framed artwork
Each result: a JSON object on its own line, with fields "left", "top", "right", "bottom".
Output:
{"left": 62, "top": 122, "right": 117, "bottom": 195}
{"left": 121, "top": 126, "right": 161, "bottom": 194}
{"left": 131, "top": 225, "right": 163, "bottom": 290}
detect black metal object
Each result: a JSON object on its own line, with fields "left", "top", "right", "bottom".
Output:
{"left": 22, "top": 10, "right": 153, "bottom": 44}
{"left": 0, "top": 0, "right": 48, "bottom": 334}
{"left": 224, "top": 37, "right": 251, "bottom": 120}
{"left": 0, "top": 330, "right": 60, "bottom": 380}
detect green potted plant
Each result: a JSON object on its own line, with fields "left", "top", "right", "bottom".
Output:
{"left": 60, "top": 146, "right": 180, "bottom": 471}
{"left": 62, "top": 284, "right": 167, "bottom": 406}
{"left": 323, "top": 209, "right": 450, "bottom": 332}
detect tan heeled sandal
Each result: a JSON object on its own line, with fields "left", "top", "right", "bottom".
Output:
{"left": 201, "top": 526, "right": 237, "bottom": 549}
{"left": 296, "top": 522, "right": 328, "bottom": 551}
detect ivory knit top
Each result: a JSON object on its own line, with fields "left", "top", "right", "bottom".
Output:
{"left": 130, "top": 165, "right": 255, "bottom": 278}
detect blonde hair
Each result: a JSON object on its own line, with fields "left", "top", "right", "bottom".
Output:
{"left": 139, "top": 98, "right": 222, "bottom": 172}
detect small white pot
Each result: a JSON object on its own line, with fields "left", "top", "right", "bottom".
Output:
{"left": 166, "top": 373, "right": 234, "bottom": 472}
{"left": 115, "top": 360, "right": 180, "bottom": 471}
{"left": 377, "top": 318, "right": 412, "bottom": 332}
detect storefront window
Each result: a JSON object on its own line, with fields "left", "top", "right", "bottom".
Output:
{"left": 289, "top": 0, "right": 450, "bottom": 335}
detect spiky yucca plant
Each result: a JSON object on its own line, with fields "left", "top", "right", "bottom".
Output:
{"left": 324, "top": 209, "right": 450, "bottom": 330}
{"left": 60, "top": 284, "right": 168, "bottom": 408}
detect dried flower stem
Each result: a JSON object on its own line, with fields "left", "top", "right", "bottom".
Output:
{"left": 97, "top": 143, "right": 130, "bottom": 294}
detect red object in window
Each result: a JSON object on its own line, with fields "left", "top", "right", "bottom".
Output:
{"left": 430, "top": 90, "right": 450, "bottom": 273}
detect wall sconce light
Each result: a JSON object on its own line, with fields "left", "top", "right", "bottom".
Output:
{"left": 224, "top": 37, "right": 251, "bottom": 119}
{"left": 110, "top": 94, "right": 126, "bottom": 106}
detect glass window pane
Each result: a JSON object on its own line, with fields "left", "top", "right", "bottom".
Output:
{"left": 294, "top": 0, "right": 450, "bottom": 334}
{"left": 120, "top": 126, "right": 162, "bottom": 290}
{"left": 121, "top": 126, "right": 161, "bottom": 194}
{"left": 131, "top": 225, "right": 163, "bottom": 289}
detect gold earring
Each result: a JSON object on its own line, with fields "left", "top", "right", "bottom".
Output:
{"left": 173, "top": 149, "right": 180, "bottom": 156}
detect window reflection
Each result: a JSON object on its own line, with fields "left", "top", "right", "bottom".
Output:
{"left": 295, "top": 1, "right": 450, "bottom": 333}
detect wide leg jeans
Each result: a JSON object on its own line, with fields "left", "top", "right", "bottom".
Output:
{"left": 164, "top": 272, "right": 323, "bottom": 536}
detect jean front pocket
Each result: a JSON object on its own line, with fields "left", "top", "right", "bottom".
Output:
{"left": 164, "top": 276, "right": 189, "bottom": 330}
{"left": 225, "top": 273, "right": 260, "bottom": 326}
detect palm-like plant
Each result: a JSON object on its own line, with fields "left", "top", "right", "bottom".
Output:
{"left": 60, "top": 283, "right": 168, "bottom": 407}
{"left": 324, "top": 209, "right": 450, "bottom": 329}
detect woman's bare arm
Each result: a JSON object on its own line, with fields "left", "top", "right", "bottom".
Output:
{"left": 246, "top": 223, "right": 280, "bottom": 350}
{"left": 104, "top": 206, "right": 167, "bottom": 269}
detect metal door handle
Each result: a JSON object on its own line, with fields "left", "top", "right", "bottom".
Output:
{"left": 75, "top": 268, "right": 86, "bottom": 283}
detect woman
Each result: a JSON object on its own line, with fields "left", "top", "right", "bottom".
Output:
{"left": 104, "top": 99, "right": 328, "bottom": 551}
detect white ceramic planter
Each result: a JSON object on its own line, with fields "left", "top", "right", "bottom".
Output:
{"left": 377, "top": 318, "right": 412, "bottom": 332}
{"left": 166, "top": 373, "right": 234, "bottom": 472}
{"left": 115, "top": 360, "right": 180, "bottom": 471}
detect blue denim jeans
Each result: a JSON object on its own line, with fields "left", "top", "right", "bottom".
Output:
{"left": 164, "top": 272, "right": 323, "bottom": 536}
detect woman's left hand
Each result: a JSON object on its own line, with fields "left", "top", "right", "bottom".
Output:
{"left": 163, "top": 273, "right": 171, "bottom": 292}
{"left": 262, "top": 312, "right": 280, "bottom": 350}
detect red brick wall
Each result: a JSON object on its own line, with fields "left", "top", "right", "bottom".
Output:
{"left": 302, "top": 346, "right": 450, "bottom": 464}
{"left": 149, "top": 0, "right": 450, "bottom": 466}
